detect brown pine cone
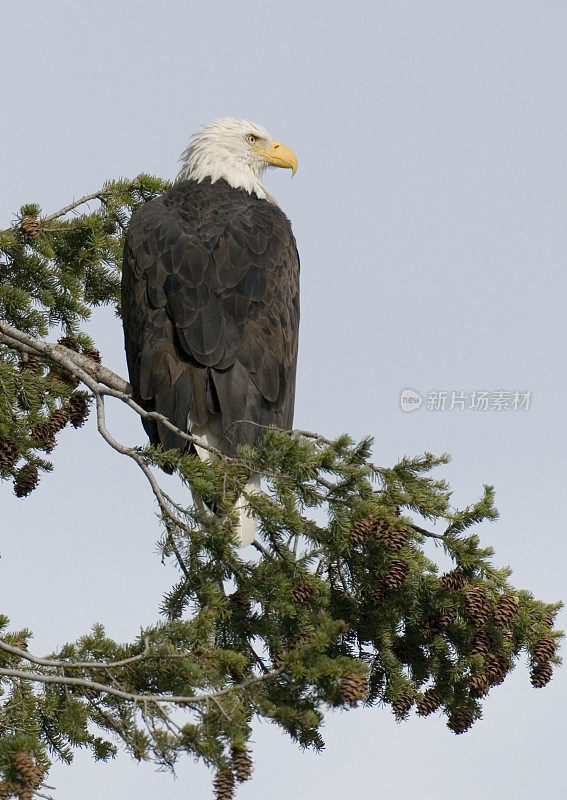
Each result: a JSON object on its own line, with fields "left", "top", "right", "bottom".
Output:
{"left": 30, "top": 422, "right": 56, "bottom": 453}
{"left": 228, "top": 589, "right": 251, "bottom": 614}
{"left": 290, "top": 582, "right": 315, "bottom": 604}
{"left": 542, "top": 610, "right": 554, "bottom": 629}
{"left": 65, "top": 392, "right": 90, "bottom": 428}
{"left": 214, "top": 768, "right": 234, "bottom": 800}
{"left": 349, "top": 515, "right": 376, "bottom": 545}
{"left": 0, "top": 437, "right": 20, "bottom": 473}
{"left": 486, "top": 653, "right": 511, "bottom": 686}
{"left": 14, "top": 464, "right": 39, "bottom": 498}
{"left": 46, "top": 368, "right": 80, "bottom": 389}
{"left": 447, "top": 705, "right": 476, "bottom": 734}
{"left": 392, "top": 689, "right": 414, "bottom": 720}
{"left": 439, "top": 568, "right": 468, "bottom": 592}
{"left": 471, "top": 630, "right": 493, "bottom": 655}
{"left": 58, "top": 336, "right": 80, "bottom": 352}
{"left": 493, "top": 594, "right": 519, "bottom": 627}
{"left": 373, "top": 558, "right": 410, "bottom": 600}
{"left": 416, "top": 688, "right": 443, "bottom": 716}
{"left": 530, "top": 661, "right": 553, "bottom": 688}
{"left": 0, "top": 781, "right": 12, "bottom": 800}
{"left": 49, "top": 407, "right": 70, "bottom": 433}
{"left": 20, "top": 216, "right": 41, "bottom": 239}
{"left": 373, "top": 521, "right": 410, "bottom": 552}
{"left": 16, "top": 786, "right": 34, "bottom": 800}
{"left": 231, "top": 745, "right": 253, "bottom": 783}
{"left": 464, "top": 586, "right": 492, "bottom": 628}
{"left": 383, "top": 559, "right": 410, "bottom": 591}
{"left": 533, "top": 635, "right": 556, "bottom": 663}
{"left": 469, "top": 673, "right": 490, "bottom": 699}
{"left": 274, "top": 628, "right": 315, "bottom": 666}
{"left": 340, "top": 673, "right": 369, "bottom": 707}
{"left": 82, "top": 348, "right": 101, "bottom": 363}
{"left": 18, "top": 354, "right": 42, "bottom": 373}
{"left": 291, "top": 629, "right": 315, "bottom": 649}
{"left": 420, "top": 611, "right": 456, "bottom": 638}
{"left": 12, "top": 752, "right": 37, "bottom": 786}
{"left": 384, "top": 528, "right": 410, "bottom": 552}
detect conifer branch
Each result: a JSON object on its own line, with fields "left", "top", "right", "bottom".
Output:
{"left": 0, "top": 665, "right": 283, "bottom": 707}
{"left": 0, "top": 637, "right": 185, "bottom": 669}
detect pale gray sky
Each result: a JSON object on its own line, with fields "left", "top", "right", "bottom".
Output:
{"left": 2, "top": 1, "right": 566, "bottom": 798}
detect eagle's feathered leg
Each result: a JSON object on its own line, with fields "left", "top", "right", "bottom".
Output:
{"left": 191, "top": 423, "right": 259, "bottom": 547}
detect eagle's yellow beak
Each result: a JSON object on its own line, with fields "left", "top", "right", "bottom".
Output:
{"left": 255, "top": 141, "right": 298, "bottom": 176}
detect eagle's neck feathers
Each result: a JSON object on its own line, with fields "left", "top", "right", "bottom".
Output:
{"left": 177, "top": 119, "right": 278, "bottom": 204}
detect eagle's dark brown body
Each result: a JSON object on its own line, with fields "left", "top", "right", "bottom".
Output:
{"left": 121, "top": 178, "right": 300, "bottom": 455}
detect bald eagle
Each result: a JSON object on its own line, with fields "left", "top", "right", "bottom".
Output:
{"left": 121, "top": 118, "right": 300, "bottom": 545}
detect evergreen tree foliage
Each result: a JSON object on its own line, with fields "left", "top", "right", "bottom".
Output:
{"left": 0, "top": 182, "right": 562, "bottom": 799}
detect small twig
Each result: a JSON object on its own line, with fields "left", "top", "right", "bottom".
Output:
{"left": 43, "top": 189, "right": 110, "bottom": 221}
{"left": 411, "top": 524, "right": 445, "bottom": 541}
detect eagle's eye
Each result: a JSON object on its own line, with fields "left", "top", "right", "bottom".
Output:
{"left": 247, "top": 134, "right": 258, "bottom": 144}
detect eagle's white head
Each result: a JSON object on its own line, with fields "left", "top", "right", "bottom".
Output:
{"left": 177, "top": 118, "right": 298, "bottom": 202}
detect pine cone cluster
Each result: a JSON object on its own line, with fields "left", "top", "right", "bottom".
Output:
{"left": 0, "top": 437, "right": 19, "bottom": 473}
{"left": 19, "top": 216, "right": 41, "bottom": 239}
{"left": 290, "top": 582, "right": 315, "bottom": 604}
{"left": 420, "top": 611, "right": 456, "bottom": 638}
{"left": 228, "top": 589, "right": 251, "bottom": 614}
{"left": 14, "top": 463, "right": 39, "bottom": 498}
{"left": 533, "top": 635, "right": 556, "bottom": 663}
{"left": 373, "top": 559, "right": 410, "bottom": 600}
{"left": 340, "top": 673, "right": 369, "bottom": 706}
{"left": 349, "top": 515, "right": 409, "bottom": 552}
{"left": 469, "top": 673, "right": 490, "bottom": 699}
{"left": 65, "top": 392, "right": 90, "bottom": 428}
{"left": 486, "top": 653, "right": 510, "bottom": 686}
{"left": 231, "top": 745, "right": 253, "bottom": 783}
{"left": 530, "top": 661, "right": 553, "bottom": 688}
{"left": 464, "top": 586, "right": 491, "bottom": 627}
{"left": 214, "top": 768, "right": 234, "bottom": 800}
{"left": 493, "top": 594, "right": 519, "bottom": 627}
{"left": 439, "top": 568, "right": 468, "bottom": 592}
{"left": 471, "top": 630, "right": 493, "bottom": 655}
{"left": 416, "top": 688, "right": 443, "bottom": 716}
{"left": 447, "top": 705, "right": 475, "bottom": 734}
{"left": 392, "top": 689, "right": 414, "bottom": 719}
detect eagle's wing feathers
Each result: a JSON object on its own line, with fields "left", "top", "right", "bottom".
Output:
{"left": 121, "top": 179, "right": 299, "bottom": 455}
